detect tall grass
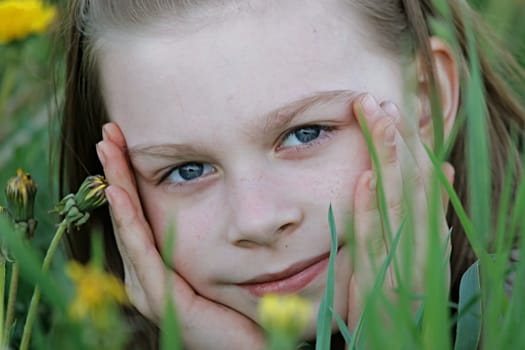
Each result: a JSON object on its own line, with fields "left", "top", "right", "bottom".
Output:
{"left": 313, "top": 1, "right": 525, "bottom": 349}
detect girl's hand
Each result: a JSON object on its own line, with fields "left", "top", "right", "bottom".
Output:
{"left": 346, "top": 94, "right": 454, "bottom": 329}
{"left": 96, "top": 123, "right": 265, "bottom": 350}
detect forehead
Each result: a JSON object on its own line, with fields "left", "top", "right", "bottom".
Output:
{"left": 98, "top": 0, "right": 402, "bottom": 147}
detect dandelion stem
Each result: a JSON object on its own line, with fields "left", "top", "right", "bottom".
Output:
{"left": 0, "top": 261, "right": 6, "bottom": 346}
{"left": 4, "top": 262, "right": 19, "bottom": 346}
{"left": 0, "top": 63, "right": 16, "bottom": 125}
{"left": 20, "top": 220, "right": 68, "bottom": 350}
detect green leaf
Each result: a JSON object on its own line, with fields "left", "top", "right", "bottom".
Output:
{"left": 454, "top": 261, "right": 482, "bottom": 350}
{"left": 160, "top": 295, "right": 182, "bottom": 350}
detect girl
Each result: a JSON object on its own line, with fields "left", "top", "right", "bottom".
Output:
{"left": 57, "top": 0, "right": 524, "bottom": 348}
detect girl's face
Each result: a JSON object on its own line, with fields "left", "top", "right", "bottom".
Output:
{"left": 99, "top": 0, "right": 406, "bottom": 337}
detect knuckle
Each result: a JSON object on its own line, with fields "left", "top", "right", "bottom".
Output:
{"left": 388, "top": 200, "right": 404, "bottom": 218}
{"left": 366, "top": 234, "right": 386, "bottom": 259}
{"left": 407, "top": 170, "right": 425, "bottom": 187}
{"left": 125, "top": 276, "right": 157, "bottom": 321}
{"left": 385, "top": 147, "right": 398, "bottom": 165}
{"left": 363, "top": 197, "right": 378, "bottom": 212}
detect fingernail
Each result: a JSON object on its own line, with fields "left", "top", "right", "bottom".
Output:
{"left": 96, "top": 142, "right": 106, "bottom": 167}
{"left": 382, "top": 102, "right": 401, "bottom": 123}
{"left": 384, "top": 123, "right": 396, "bottom": 146}
{"left": 368, "top": 173, "right": 377, "bottom": 191}
{"left": 102, "top": 123, "right": 111, "bottom": 141}
{"left": 361, "top": 94, "right": 378, "bottom": 116}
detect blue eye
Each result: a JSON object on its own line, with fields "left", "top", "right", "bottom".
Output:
{"left": 165, "top": 162, "right": 214, "bottom": 183}
{"left": 281, "top": 126, "right": 323, "bottom": 147}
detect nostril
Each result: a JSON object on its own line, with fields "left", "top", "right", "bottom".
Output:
{"left": 278, "top": 223, "right": 292, "bottom": 233}
{"left": 236, "top": 239, "right": 256, "bottom": 249}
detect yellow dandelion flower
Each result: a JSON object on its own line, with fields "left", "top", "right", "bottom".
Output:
{"left": 0, "top": 0, "right": 56, "bottom": 44}
{"left": 66, "top": 261, "right": 128, "bottom": 324}
{"left": 258, "top": 294, "right": 312, "bottom": 337}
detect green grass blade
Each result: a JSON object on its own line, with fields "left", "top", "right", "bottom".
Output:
{"left": 464, "top": 0, "right": 491, "bottom": 252}
{"left": 160, "top": 296, "right": 181, "bottom": 350}
{"left": 499, "top": 164, "right": 525, "bottom": 348}
{"left": 315, "top": 205, "right": 338, "bottom": 350}
{"left": 424, "top": 145, "right": 491, "bottom": 264}
{"left": 333, "top": 309, "right": 354, "bottom": 346}
{"left": 159, "top": 224, "right": 182, "bottom": 350}
{"left": 493, "top": 144, "right": 518, "bottom": 255}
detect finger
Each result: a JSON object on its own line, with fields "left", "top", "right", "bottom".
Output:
{"left": 375, "top": 100, "right": 444, "bottom": 293}
{"left": 380, "top": 101, "right": 437, "bottom": 219}
{"left": 349, "top": 169, "right": 396, "bottom": 332}
{"left": 102, "top": 122, "right": 127, "bottom": 151}
{"left": 100, "top": 122, "right": 140, "bottom": 202}
{"left": 370, "top": 107, "right": 405, "bottom": 241}
{"left": 96, "top": 137, "right": 142, "bottom": 210}
{"left": 352, "top": 170, "right": 388, "bottom": 291}
{"left": 357, "top": 96, "right": 406, "bottom": 243}
{"left": 382, "top": 103, "right": 434, "bottom": 282}
{"left": 347, "top": 274, "right": 361, "bottom": 332}
{"left": 105, "top": 185, "right": 166, "bottom": 320}
{"left": 353, "top": 94, "right": 391, "bottom": 133}
{"left": 384, "top": 102, "right": 434, "bottom": 175}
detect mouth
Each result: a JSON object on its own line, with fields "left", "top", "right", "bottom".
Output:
{"left": 237, "top": 246, "right": 342, "bottom": 297}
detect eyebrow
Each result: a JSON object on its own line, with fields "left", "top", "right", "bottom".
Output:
{"left": 128, "top": 89, "right": 358, "bottom": 159}
{"left": 262, "top": 89, "right": 357, "bottom": 131}
{"left": 129, "top": 143, "right": 202, "bottom": 160}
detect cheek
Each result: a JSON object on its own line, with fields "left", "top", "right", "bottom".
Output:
{"left": 307, "top": 129, "right": 371, "bottom": 213}
{"left": 314, "top": 132, "right": 371, "bottom": 245}
{"left": 138, "top": 188, "right": 218, "bottom": 278}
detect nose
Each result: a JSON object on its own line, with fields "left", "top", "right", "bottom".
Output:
{"left": 226, "top": 172, "right": 302, "bottom": 248}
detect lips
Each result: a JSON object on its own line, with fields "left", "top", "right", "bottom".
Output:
{"left": 237, "top": 250, "right": 334, "bottom": 297}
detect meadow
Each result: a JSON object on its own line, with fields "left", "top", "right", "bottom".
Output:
{"left": 0, "top": 0, "right": 524, "bottom": 349}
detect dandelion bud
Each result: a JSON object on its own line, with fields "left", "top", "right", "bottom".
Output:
{"left": 53, "top": 175, "right": 108, "bottom": 231}
{"left": 74, "top": 175, "right": 108, "bottom": 212}
{"left": 0, "top": 205, "right": 11, "bottom": 219}
{"left": 258, "top": 294, "right": 312, "bottom": 341}
{"left": 5, "top": 169, "right": 37, "bottom": 223}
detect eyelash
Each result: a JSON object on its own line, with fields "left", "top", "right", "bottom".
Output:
{"left": 277, "top": 124, "right": 336, "bottom": 152}
{"left": 159, "top": 124, "right": 336, "bottom": 186}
